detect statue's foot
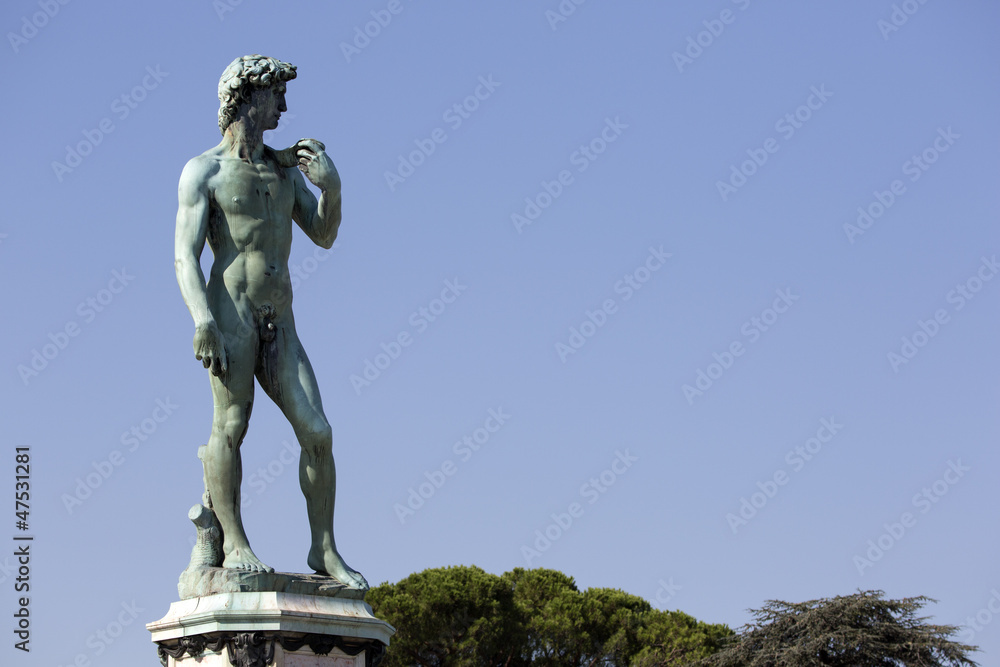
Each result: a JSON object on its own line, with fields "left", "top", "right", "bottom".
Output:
{"left": 222, "top": 546, "right": 274, "bottom": 573}
{"left": 308, "top": 546, "right": 368, "bottom": 590}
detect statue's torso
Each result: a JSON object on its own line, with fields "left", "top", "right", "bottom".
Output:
{"left": 203, "top": 151, "right": 297, "bottom": 324}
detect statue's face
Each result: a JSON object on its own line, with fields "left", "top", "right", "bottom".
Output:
{"left": 245, "top": 84, "right": 287, "bottom": 131}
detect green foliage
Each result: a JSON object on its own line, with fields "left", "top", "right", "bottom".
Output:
{"left": 366, "top": 565, "right": 522, "bottom": 666}
{"left": 694, "top": 590, "right": 979, "bottom": 667}
{"left": 368, "top": 565, "right": 733, "bottom": 667}
{"left": 631, "top": 610, "right": 733, "bottom": 666}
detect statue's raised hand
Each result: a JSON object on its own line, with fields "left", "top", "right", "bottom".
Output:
{"left": 193, "top": 321, "right": 228, "bottom": 377}
{"left": 278, "top": 139, "right": 340, "bottom": 191}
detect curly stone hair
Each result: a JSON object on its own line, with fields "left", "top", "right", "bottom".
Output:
{"left": 217, "top": 54, "right": 297, "bottom": 135}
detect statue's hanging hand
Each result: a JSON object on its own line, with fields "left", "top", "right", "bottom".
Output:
{"left": 193, "top": 321, "right": 228, "bottom": 377}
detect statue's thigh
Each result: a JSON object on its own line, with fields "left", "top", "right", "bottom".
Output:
{"left": 258, "top": 328, "right": 329, "bottom": 434}
{"left": 209, "top": 323, "right": 259, "bottom": 416}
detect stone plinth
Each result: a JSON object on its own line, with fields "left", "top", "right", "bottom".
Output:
{"left": 149, "top": 569, "right": 393, "bottom": 666}
{"left": 177, "top": 567, "right": 363, "bottom": 601}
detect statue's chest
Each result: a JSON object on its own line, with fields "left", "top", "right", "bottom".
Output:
{"left": 212, "top": 163, "right": 294, "bottom": 245}
{"left": 215, "top": 163, "right": 293, "bottom": 219}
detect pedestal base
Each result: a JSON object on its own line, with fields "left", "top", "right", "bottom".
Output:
{"left": 148, "top": 590, "right": 393, "bottom": 667}
{"left": 158, "top": 639, "right": 373, "bottom": 666}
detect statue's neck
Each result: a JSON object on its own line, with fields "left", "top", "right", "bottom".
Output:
{"left": 223, "top": 120, "right": 265, "bottom": 163}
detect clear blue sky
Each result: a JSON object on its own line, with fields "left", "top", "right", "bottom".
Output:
{"left": 3, "top": 1, "right": 999, "bottom": 664}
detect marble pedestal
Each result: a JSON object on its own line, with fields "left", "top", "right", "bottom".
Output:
{"left": 148, "top": 569, "right": 394, "bottom": 667}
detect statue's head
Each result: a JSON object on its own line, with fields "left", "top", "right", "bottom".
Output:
{"left": 218, "top": 54, "right": 297, "bottom": 135}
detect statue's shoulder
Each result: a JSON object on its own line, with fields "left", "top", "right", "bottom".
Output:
{"left": 263, "top": 144, "right": 300, "bottom": 171}
{"left": 179, "top": 150, "right": 224, "bottom": 189}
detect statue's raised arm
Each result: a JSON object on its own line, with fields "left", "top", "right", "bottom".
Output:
{"left": 283, "top": 138, "right": 342, "bottom": 249}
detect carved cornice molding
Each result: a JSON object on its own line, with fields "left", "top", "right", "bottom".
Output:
{"left": 156, "top": 631, "right": 386, "bottom": 667}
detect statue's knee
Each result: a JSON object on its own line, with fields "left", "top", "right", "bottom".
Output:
{"left": 214, "top": 406, "right": 250, "bottom": 446}
{"left": 301, "top": 423, "right": 332, "bottom": 456}
{"left": 313, "top": 424, "right": 333, "bottom": 447}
